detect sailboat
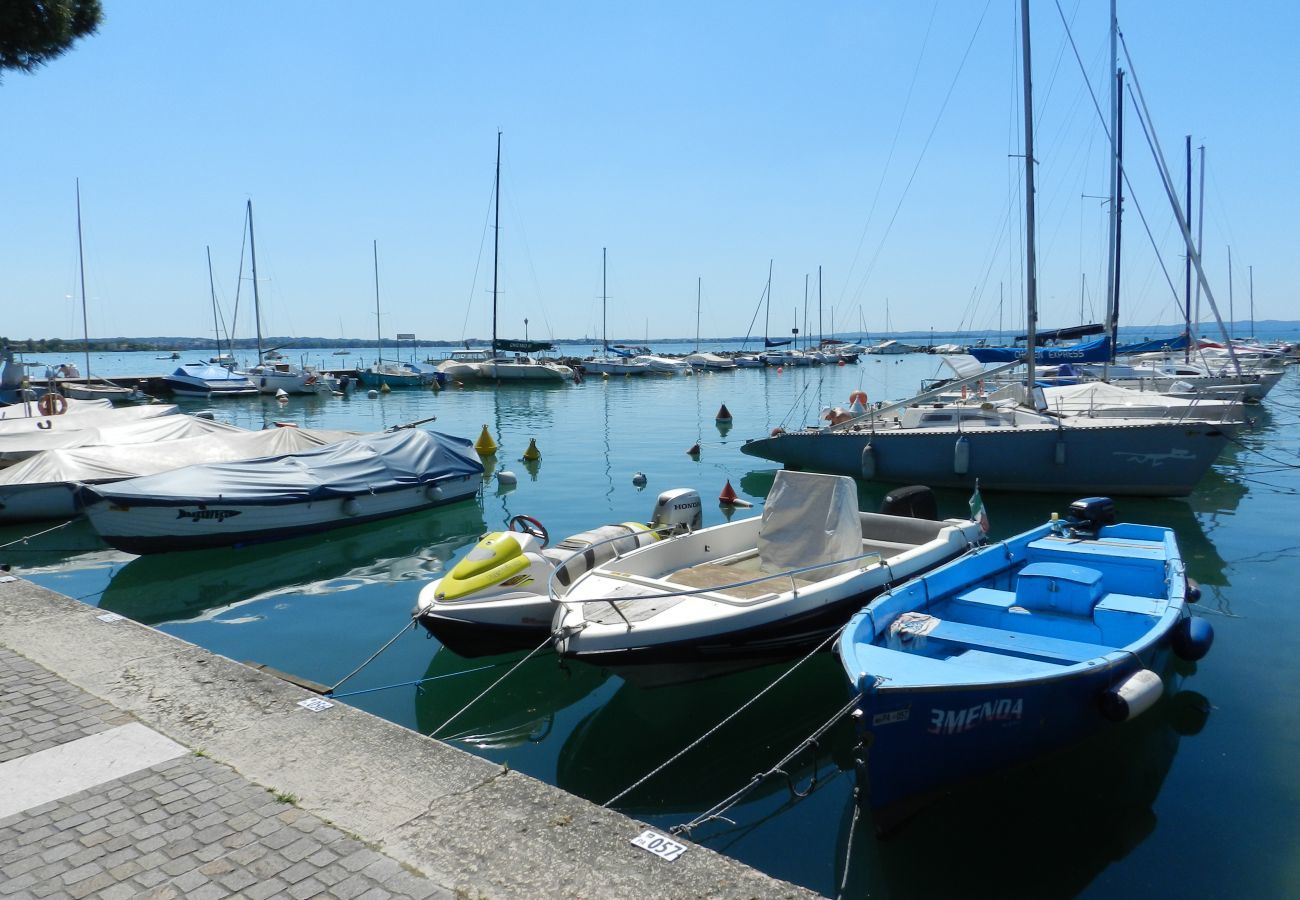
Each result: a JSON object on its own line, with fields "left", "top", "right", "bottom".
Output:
{"left": 61, "top": 180, "right": 143, "bottom": 404}
{"left": 477, "top": 132, "right": 574, "bottom": 384}
{"left": 358, "top": 241, "right": 433, "bottom": 388}
{"left": 234, "top": 201, "right": 335, "bottom": 395}
{"left": 582, "top": 248, "right": 650, "bottom": 376}
{"left": 685, "top": 278, "right": 737, "bottom": 370}
{"left": 740, "top": 6, "right": 1236, "bottom": 498}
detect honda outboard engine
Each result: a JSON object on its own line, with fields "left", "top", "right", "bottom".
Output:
{"left": 1065, "top": 497, "right": 1116, "bottom": 538}
{"left": 651, "top": 488, "right": 703, "bottom": 534}
{"left": 878, "top": 485, "right": 938, "bottom": 520}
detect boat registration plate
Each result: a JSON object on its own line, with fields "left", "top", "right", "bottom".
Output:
{"left": 631, "top": 829, "right": 687, "bottom": 861}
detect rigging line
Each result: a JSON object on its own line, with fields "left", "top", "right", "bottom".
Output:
{"left": 326, "top": 619, "right": 417, "bottom": 695}
{"left": 501, "top": 160, "right": 554, "bottom": 340}
{"left": 672, "top": 692, "right": 862, "bottom": 837}
{"left": 430, "top": 634, "right": 555, "bottom": 738}
{"left": 461, "top": 175, "right": 497, "bottom": 343}
{"left": 836, "top": 0, "right": 939, "bottom": 308}
{"left": 849, "top": 0, "right": 994, "bottom": 308}
{"left": 0, "top": 518, "right": 74, "bottom": 551}
{"left": 230, "top": 203, "right": 250, "bottom": 349}
{"left": 602, "top": 623, "right": 848, "bottom": 809}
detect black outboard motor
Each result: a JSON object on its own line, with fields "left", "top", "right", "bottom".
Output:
{"left": 1065, "top": 497, "right": 1116, "bottom": 538}
{"left": 878, "top": 485, "right": 938, "bottom": 520}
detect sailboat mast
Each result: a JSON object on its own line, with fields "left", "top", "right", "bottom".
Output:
{"left": 803, "top": 274, "right": 809, "bottom": 352}
{"left": 1020, "top": 0, "right": 1038, "bottom": 389}
{"left": 373, "top": 240, "right": 381, "bottom": 365}
{"left": 763, "top": 259, "right": 773, "bottom": 345}
{"left": 1103, "top": 0, "right": 1118, "bottom": 349}
{"left": 1193, "top": 145, "right": 1205, "bottom": 348}
{"left": 207, "top": 245, "right": 220, "bottom": 360}
{"left": 1112, "top": 69, "right": 1125, "bottom": 359}
{"left": 247, "top": 200, "right": 264, "bottom": 363}
{"left": 817, "top": 265, "right": 823, "bottom": 348}
{"left": 695, "top": 276, "right": 701, "bottom": 352}
{"left": 75, "top": 178, "right": 91, "bottom": 381}
{"left": 492, "top": 131, "right": 502, "bottom": 354}
{"left": 602, "top": 247, "right": 608, "bottom": 352}
{"left": 1184, "top": 134, "right": 1192, "bottom": 361}
{"left": 1227, "top": 245, "right": 1234, "bottom": 340}
{"left": 1249, "top": 265, "right": 1254, "bottom": 338}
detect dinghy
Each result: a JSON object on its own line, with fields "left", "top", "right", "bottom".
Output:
{"left": 552, "top": 473, "right": 983, "bottom": 680}
{"left": 81, "top": 429, "right": 483, "bottom": 554}
{"left": 836, "top": 497, "right": 1213, "bottom": 833}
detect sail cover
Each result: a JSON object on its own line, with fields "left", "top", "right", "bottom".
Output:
{"left": 85, "top": 429, "right": 483, "bottom": 507}
{"left": 1115, "top": 334, "right": 1189, "bottom": 354}
{"left": 967, "top": 336, "right": 1111, "bottom": 364}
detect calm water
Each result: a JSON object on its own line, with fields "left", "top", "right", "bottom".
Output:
{"left": 3, "top": 343, "right": 1298, "bottom": 897}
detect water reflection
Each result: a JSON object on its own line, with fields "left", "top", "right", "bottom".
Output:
{"left": 99, "top": 501, "right": 486, "bottom": 625}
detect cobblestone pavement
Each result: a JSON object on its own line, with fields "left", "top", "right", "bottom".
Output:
{"left": 0, "top": 648, "right": 451, "bottom": 900}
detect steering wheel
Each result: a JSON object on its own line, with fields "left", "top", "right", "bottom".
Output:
{"left": 508, "top": 514, "right": 550, "bottom": 548}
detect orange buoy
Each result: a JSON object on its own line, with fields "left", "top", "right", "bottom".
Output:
{"left": 715, "top": 403, "right": 732, "bottom": 422}
{"left": 718, "top": 480, "right": 752, "bottom": 508}
{"left": 848, "top": 390, "right": 869, "bottom": 407}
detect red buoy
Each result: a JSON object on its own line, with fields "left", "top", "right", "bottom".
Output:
{"left": 715, "top": 403, "right": 732, "bottom": 422}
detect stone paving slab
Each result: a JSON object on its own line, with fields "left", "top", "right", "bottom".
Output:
{"left": 0, "top": 575, "right": 815, "bottom": 898}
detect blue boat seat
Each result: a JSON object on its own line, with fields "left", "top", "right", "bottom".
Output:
{"left": 927, "top": 619, "right": 1113, "bottom": 665}
{"left": 1014, "top": 562, "right": 1104, "bottom": 617}
{"left": 1093, "top": 592, "right": 1168, "bottom": 646}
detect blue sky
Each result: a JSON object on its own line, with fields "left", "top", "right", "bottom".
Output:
{"left": 2, "top": 1, "right": 1295, "bottom": 345}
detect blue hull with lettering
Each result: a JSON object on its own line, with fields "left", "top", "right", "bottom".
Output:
{"left": 837, "top": 501, "right": 1211, "bottom": 833}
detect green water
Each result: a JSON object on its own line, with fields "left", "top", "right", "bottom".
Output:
{"left": 3, "top": 346, "right": 1297, "bottom": 897}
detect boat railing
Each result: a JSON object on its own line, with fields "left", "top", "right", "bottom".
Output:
{"left": 547, "top": 531, "right": 886, "bottom": 630}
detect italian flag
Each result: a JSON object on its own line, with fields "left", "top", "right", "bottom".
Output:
{"left": 969, "top": 481, "right": 990, "bottom": 534}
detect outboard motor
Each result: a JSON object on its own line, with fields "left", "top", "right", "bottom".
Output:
{"left": 1065, "top": 497, "right": 1116, "bottom": 538}
{"left": 651, "top": 488, "right": 703, "bottom": 534}
{"left": 878, "top": 485, "right": 938, "bottom": 520}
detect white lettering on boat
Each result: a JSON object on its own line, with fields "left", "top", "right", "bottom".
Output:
{"left": 175, "top": 509, "right": 242, "bottom": 522}
{"left": 927, "top": 698, "right": 1024, "bottom": 735}
{"left": 873, "top": 708, "right": 910, "bottom": 727}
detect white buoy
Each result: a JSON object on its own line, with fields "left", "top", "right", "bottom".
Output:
{"left": 275, "top": 388, "right": 289, "bottom": 400}
{"left": 496, "top": 470, "right": 518, "bottom": 486}
{"left": 367, "top": 389, "right": 379, "bottom": 399}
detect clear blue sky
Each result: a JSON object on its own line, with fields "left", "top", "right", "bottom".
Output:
{"left": 2, "top": 1, "right": 1295, "bottom": 345}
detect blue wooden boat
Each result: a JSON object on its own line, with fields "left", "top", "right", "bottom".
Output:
{"left": 837, "top": 498, "right": 1213, "bottom": 833}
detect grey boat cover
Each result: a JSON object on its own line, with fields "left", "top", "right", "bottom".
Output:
{"left": 0, "top": 427, "right": 356, "bottom": 487}
{"left": 0, "top": 397, "right": 112, "bottom": 419}
{"left": 0, "top": 411, "right": 225, "bottom": 467}
{"left": 85, "top": 429, "right": 483, "bottom": 508}
{"left": 756, "top": 470, "right": 862, "bottom": 578}
{"left": 0, "top": 403, "right": 177, "bottom": 435}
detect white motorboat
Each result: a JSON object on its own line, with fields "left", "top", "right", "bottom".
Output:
{"left": 582, "top": 355, "right": 651, "bottom": 376}
{"left": 630, "top": 354, "right": 693, "bottom": 375}
{"left": 477, "top": 355, "right": 574, "bottom": 383}
{"left": 413, "top": 487, "right": 702, "bottom": 656}
{"left": 552, "top": 474, "right": 983, "bottom": 676}
{"left": 81, "top": 429, "right": 483, "bottom": 554}
{"left": 162, "top": 363, "right": 259, "bottom": 398}
{"left": 684, "top": 352, "right": 737, "bottom": 371}
{"left": 435, "top": 349, "right": 494, "bottom": 380}
{"left": 0, "top": 425, "right": 355, "bottom": 523}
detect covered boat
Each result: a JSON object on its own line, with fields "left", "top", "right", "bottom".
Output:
{"left": 161, "top": 363, "right": 259, "bottom": 398}
{"left": 0, "top": 406, "right": 188, "bottom": 468}
{"left": 0, "top": 425, "right": 355, "bottom": 523}
{"left": 81, "top": 429, "right": 483, "bottom": 553}
{"left": 837, "top": 498, "right": 1213, "bottom": 833}
{"left": 552, "top": 474, "right": 983, "bottom": 679}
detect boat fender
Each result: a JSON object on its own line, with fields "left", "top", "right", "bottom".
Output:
{"left": 1185, "top": 577, "right": 1202, "bottom": 603}
{"left": 424, "top": 484, "right": 444, "bottom": 502}
{"left": 341, "top": 497, "right": 361, "bottom": 516}
{"left": 953, "top": 436, "right": 970, "bottom": 475}
{"left": 37, "top": 393, "right": 67, "bottom": 416}
{"left": 1172, "top": 616, "right": 1214, "bottom": 662}
{"left": 1099, "top": 669, "right": 1163, "bottom": 722}
{"left": 861, "top": 443, "right": 876, "bottom": 479}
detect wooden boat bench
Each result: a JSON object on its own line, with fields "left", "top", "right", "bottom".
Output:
{"left": 926, "top": 619, "right": 1113, "bottom": 665}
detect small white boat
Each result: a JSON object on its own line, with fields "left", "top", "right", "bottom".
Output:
{"left": 553, "top": 474, "right": 983, "bottom": 678}
{"left": 162, "top": 363, "right": 259, "bottom": 398}
{"left": 684, "top": 352, "right": 738, "bottom": 371}
{"left": 81, "top": 429, "right": 483, "bottom": 554}
{"left": 477, "top": 355, "right": 574, "bottom": 383}
{"left": 435, "top": 349, "right": 494, "bottom": 380}
{"left": 630, "top": 354, "right": 693, "bottom": 375}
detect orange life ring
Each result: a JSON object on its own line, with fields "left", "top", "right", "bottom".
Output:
{"left": 848, "top": 390, "right": 869, "bottom": 407}
{"left": 38, "top": 393, "right": 68, "bottom": 416}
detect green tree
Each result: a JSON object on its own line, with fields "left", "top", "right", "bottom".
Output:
{"left": 0, "top": 1, "right": 103, "bottom": 79}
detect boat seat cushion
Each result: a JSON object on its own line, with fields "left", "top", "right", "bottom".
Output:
{"left": 1014, "top": 562, "right": 1104, "bottom": 617}
{"left": 928, "top": 619, "right": 1112, "bottom": 665}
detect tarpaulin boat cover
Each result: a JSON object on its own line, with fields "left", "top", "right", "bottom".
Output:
{"left": 0, "top": 411, "right": 228, "bottom": 466}
{"left": 171, "top": 364, "right": 252, "bottom": 383}
{"left": 0, "top": 427, "right": 356, "bottom": 487}
{"left": 756, "top": 470, "right": 862, "bottom": 578}
{"left": 0, "top": 403, "right": 178, "bottom": 435}
{"left": 0, "top": 397, "right": 112, "bottom": 419}
{"left": 87, "top": 429, "right": 483, "bottom": 507}
{"left": 967, "top": 335, "right": 1111, "bottom": 364}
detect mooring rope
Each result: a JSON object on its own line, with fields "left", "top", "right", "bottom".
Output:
{"left": 429, "top": 633, "right": 555, "bottom": 738}
{"left": 835, "top": 789, "right": 864, "bottom": 900}
{"left": 602, "top": 623, "right": 847, "bottom": 809}
{"left": 672, "top": 691, "right": 862, "bottom": 838}
{"left": 0, "top": 518, "right": 74, "bottom": 551}
{"left": 327, "top": 661, "right": 502, "bottom": 700}
{"left": 326, "top": 619, "right": 418, "bottom": 696}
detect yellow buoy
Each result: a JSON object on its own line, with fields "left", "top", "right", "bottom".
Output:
{"left": 522, "top": 437, "right": 541, "bottom": 461}
{"left": 380, "top": 382, "right": 391, "bottom": 394}
{"left": 474, "top": 424, "right": 498, "bottom": 456}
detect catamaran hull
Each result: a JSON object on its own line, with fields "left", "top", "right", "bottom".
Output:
{"left": 741, "top": 422, "right": 1233, "bottom": 496}
{"left": 83, "top": 475, "right": 479, "bottom": 554}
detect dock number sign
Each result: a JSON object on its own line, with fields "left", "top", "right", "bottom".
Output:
{"left": 631, "top": 829, "right": 687, "bottom": 861}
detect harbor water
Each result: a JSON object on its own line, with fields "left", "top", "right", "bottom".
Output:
{"left": 2, "top": 342, "right": 1298, "bottom": 897}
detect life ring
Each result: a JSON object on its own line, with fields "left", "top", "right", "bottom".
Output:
{"left": 508, "top": 514, "right": 550, "bottom": 548}
{"left": 37, "top": 393, "right": 68, "bottom": 416}
{"left": 848, "top": 390, "right": 869, "bottom": 407}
